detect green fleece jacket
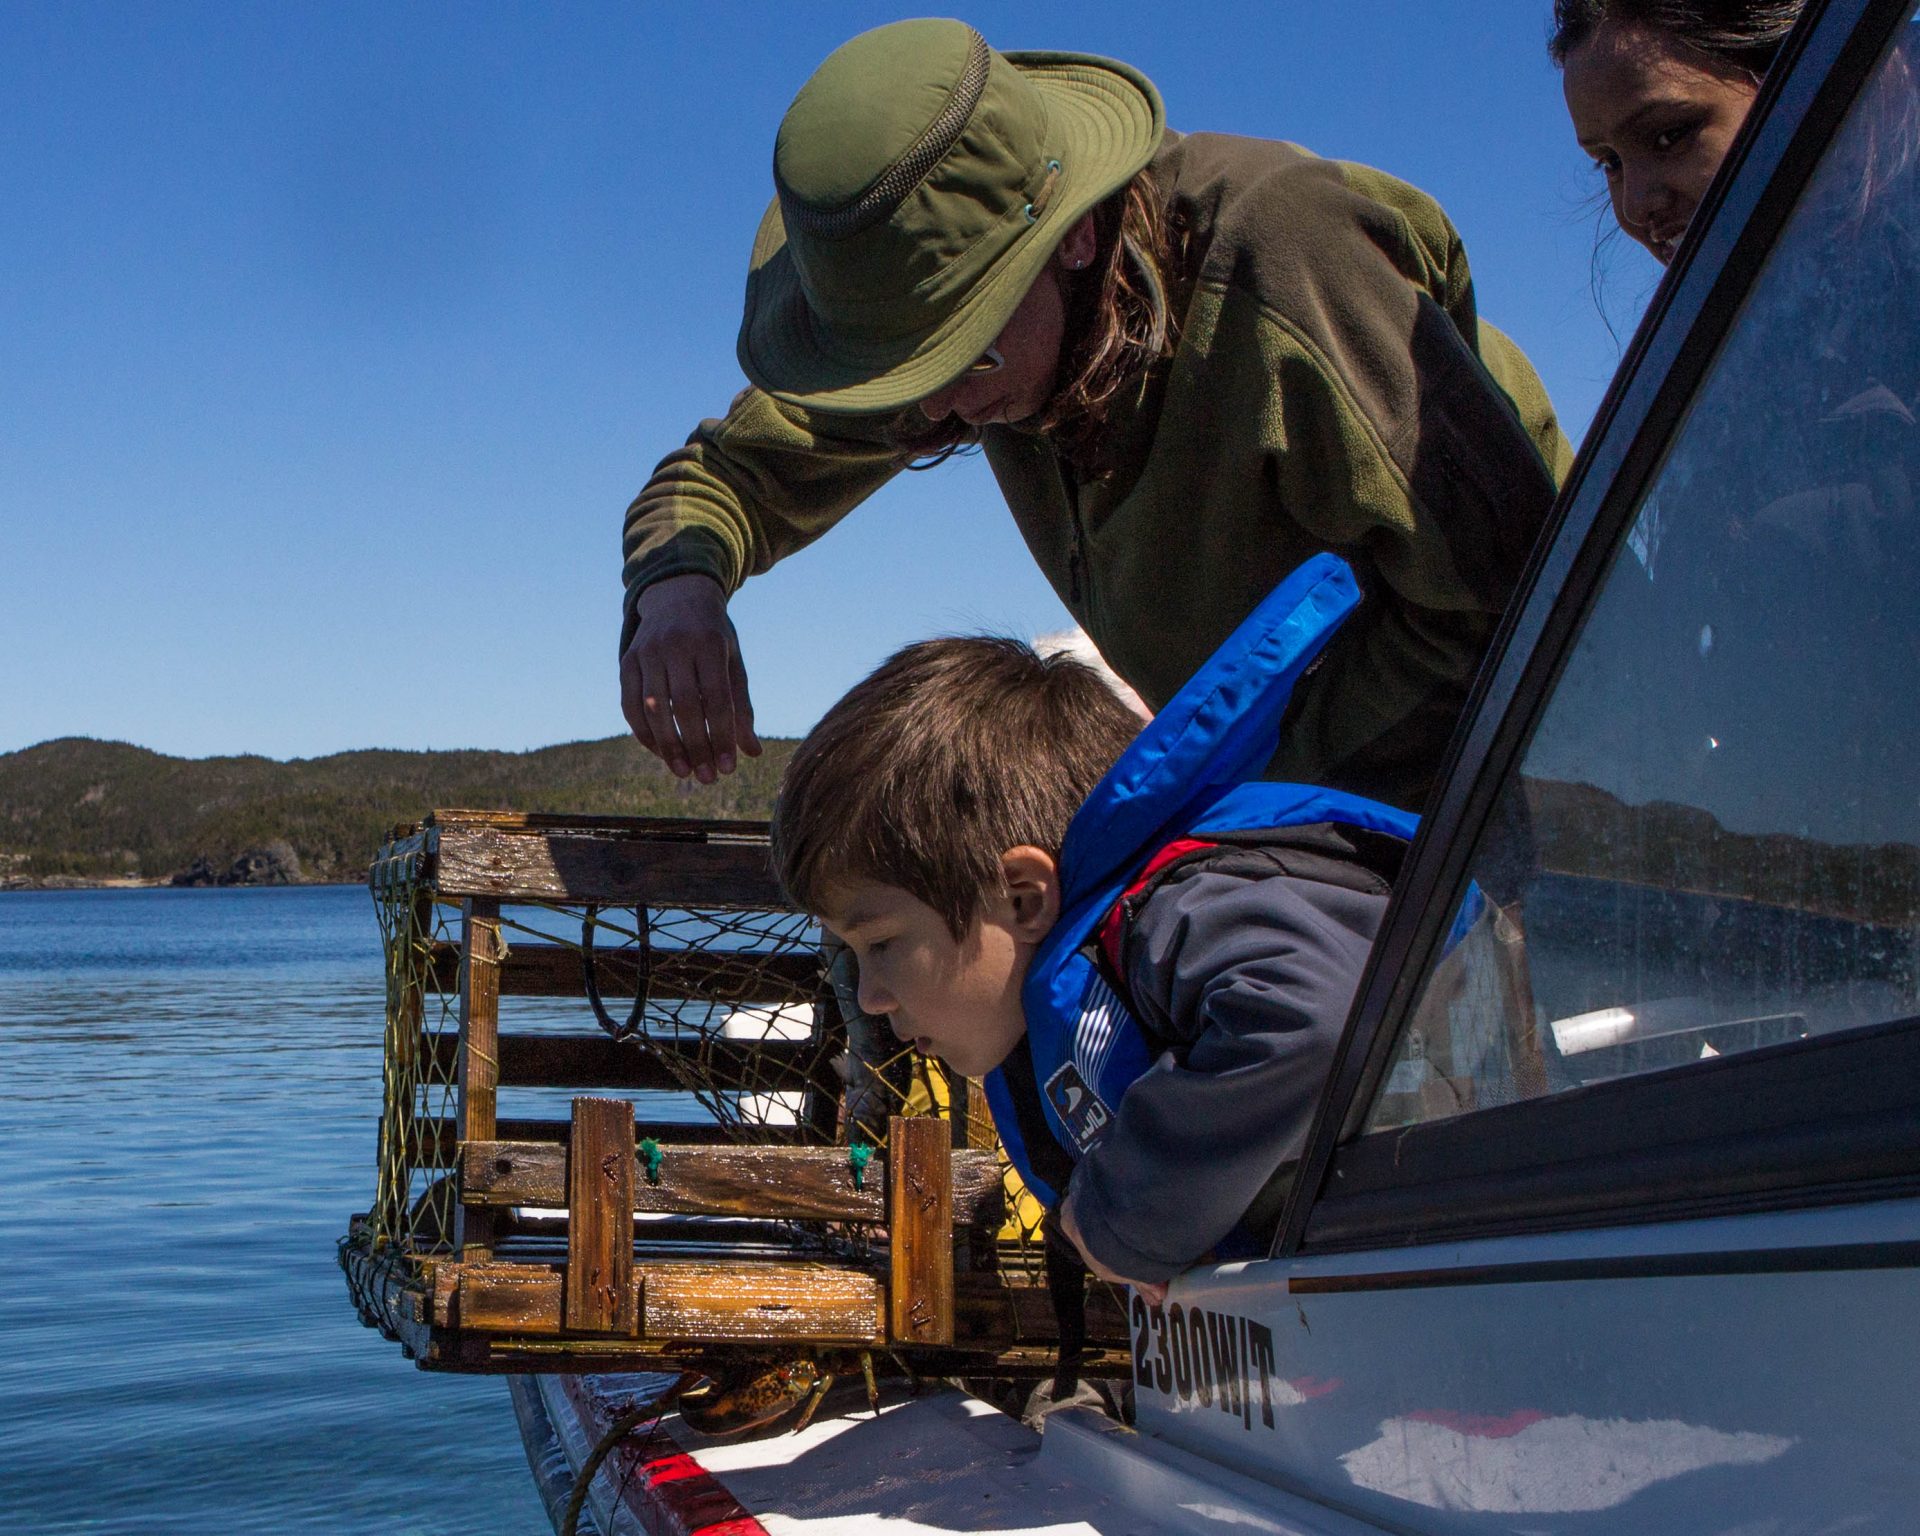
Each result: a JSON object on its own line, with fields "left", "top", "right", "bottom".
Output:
{"left": 621, "top": 131, "right": 1573, "bottom": 811}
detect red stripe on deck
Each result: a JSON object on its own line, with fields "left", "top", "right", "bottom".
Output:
{"left": 555, "top": 1377, "right": 771, "bottom": 1536}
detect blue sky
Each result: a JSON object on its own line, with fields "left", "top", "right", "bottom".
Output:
{"left": 0, "top": 1, "right": 1662, "bottom": 760}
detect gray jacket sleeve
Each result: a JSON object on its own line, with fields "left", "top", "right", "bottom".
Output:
{"left": 1061, "top": 866, "right": 1388, "bottom": 1282}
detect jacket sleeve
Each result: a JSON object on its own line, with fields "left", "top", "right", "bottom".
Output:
{"left": 1061, "top": 867, "right": 1387, "bottom": 1283}
{"left": 619, "top": 387, "right": 905, "bottom": 650}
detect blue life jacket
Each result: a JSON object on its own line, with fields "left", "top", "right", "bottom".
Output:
{"left": 982, "top": 555, "right": 1422, "bottom": 1209}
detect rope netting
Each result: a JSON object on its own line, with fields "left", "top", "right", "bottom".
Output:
{"left": 369, "top": 865, "right": 461, "bottom": 1257}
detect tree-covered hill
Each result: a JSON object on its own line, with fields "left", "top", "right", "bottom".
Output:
{"left": 0, "top": 736, "right": 792, "bottom": 885}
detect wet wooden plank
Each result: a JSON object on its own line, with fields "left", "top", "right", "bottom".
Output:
{"left": 642, "top": 1262, "right": 884, "bottom": 1345}
{"left": 429, "top": 810, "right": 770, "bottom": 839}
{"left": 421, "top": 1116, "right": 803, "bottom": 1162}
{"left": 475, "top": 1141, "right": 877, "bottom": 1220}
{"left": 431, "top": 1263, "right": 460, "bottom": 1328}
{"left": 453, "top": 1260, "right": 883, "bottom": 1344}
{"left": 421, "top": 1031, "right": 823, "bottom": 1091}
{"left": 426, "top": 941, "right": 824, "bottom": 1004}
{"left": 454, "top": 1261, "right": 568, "bottom": 1333}
{"left": 565, "top": 1098, "right": 637, "bottom": 1334}
{"left": 888, "top": 1115, "right": 953, "bottom": 1347}
{"left": 459, "top": 1141, "right": 1004, "bottom": 1226}
{"left": 432, "top": 824, "right": 788, "bottom": 907}
{"left": 442, "top": 1262, "right": 1126, "bottom": 1346}
{"left": 455, "top": 898, "right": 503, "bottom": 1259}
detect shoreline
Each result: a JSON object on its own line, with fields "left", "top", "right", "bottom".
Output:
{"left": 0, "top": 876, "right": 365, "bottom": 893}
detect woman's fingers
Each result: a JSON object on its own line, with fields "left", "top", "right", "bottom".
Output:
{"left": 641, "top": 653, "right": 692, "bottom": 779}
{"left": 728, "top": 631, "right": 762, "bottom": 761}
{"left": 689, "top": 643, "right": 743, "bottom": 779}
{"left": 619, "top": 641, "right": 662, "bottom": 758}
{"left": 668, "top": 646, "right": 725, "bottom": 782}
{"left": 619, "top": 574, "right": 756, "bottom": 780}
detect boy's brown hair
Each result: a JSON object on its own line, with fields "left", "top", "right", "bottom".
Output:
{"left": 773, "top": 637, "right": 1142, "bottom": 937}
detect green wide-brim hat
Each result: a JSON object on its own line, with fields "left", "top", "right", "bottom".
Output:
{"left": 737, "top": 18, "right": 1165, "bottom": 415}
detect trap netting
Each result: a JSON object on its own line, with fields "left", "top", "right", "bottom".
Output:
{"left": 826, "top": 942, "right": 1051, "bottom": 1273}
{"left": 367, "top": 864, "right": 462, "bottom": 1259}
{"left": 361, "top": 824, "right": 1049, "bottom": 1276}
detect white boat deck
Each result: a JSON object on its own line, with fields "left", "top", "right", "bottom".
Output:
{"left": 524, "top": 1372, "right": 1368, "bottom": 1536}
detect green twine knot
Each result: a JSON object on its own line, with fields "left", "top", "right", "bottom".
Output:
{"left": 638, "top": 1137, "right": 664, "bottom": 1185}
{"left": 848, "top": 1141, "right": 874, "bottom": 1191}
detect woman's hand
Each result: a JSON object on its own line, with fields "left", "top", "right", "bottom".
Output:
{"left": 619, "top": 573, "right": 761, "bottom": 782}
{"left": 1059, "top": 1193, "right": 1168, "bottom": 1308}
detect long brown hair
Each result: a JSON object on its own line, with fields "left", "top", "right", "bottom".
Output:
{"left": 886, "top": 168, "right": 1186, "bottom": 471}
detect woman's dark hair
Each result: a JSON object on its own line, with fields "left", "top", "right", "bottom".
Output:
{"left": 885, "top": 167, "right": 1185, "bottom": 471}
{"left": 1548, "top": 0, "right": 1805, "bottom": 75}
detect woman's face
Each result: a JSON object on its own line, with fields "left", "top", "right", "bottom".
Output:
{"left": 1563, "top": 20, "right": 1762, "bottom": 264}
{"left": 916, "top": 214, "right": 1096, "bottom": 428}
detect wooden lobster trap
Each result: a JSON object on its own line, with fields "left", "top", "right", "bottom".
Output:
{"left": 339, "top": 810, "right": 1128, "bottom": 1386}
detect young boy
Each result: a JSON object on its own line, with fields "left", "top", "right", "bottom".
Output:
{"left": 771, "top": 558, "right": 1413, "bottom": 1300}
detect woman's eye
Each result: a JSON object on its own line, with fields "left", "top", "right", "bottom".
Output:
{"left": 1653, "top": 123, "right": 1694, "bottom": 152}
{"left": 1591, "top": 152, "right": 1621, "bottom": 178}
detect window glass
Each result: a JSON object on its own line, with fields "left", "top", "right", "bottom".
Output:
{"left": 1367, "top": 16, "right": 1920, "bottom": 1133}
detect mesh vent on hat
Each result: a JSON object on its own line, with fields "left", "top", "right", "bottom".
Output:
{"left": 780, "top": 27, "right": 993, "bottom": 241}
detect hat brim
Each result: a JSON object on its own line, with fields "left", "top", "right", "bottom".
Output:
{"left": 737, "top": 53, "right": 1165, "bottom": 416}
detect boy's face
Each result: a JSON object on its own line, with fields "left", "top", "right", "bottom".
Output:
{"left": 819, "top": 849, "right": 1059, "bottom": 1079}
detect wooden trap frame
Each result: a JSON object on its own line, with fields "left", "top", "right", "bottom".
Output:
{"left": 339, "top": 811, "right": 1129, "bottom": 1384}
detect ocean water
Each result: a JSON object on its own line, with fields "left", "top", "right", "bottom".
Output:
{"left": 0, "top": 886, "right": 548, "bottom": 1535}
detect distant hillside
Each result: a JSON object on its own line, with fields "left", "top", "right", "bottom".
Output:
{"left": 0, "top": 736, "right": 792, "bottom": 886}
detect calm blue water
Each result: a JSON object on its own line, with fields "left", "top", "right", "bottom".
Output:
{"left": 0, "top": 887, "right": 547, "bottom": 1535}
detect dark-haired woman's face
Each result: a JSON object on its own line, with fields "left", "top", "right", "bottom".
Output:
{"left": 1563, "top": 20, "right": 1762, "bottom": 264}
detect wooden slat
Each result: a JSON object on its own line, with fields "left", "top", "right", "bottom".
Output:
{"left": 642, "top": 1261, "right": 884, "bottom": 1345}
{"left": 454, "top": 1260, "right": 884, "bottom": 1344}
{"left": 426, "top": 941, "right": 824, "bottom": 1004}
{"left": 483, "top": 1141, "right": 876, "bottom": 1221}
{"left": 459, "top": 1140, "right": 1006, "bottom": 1227}
{"left": 888, "top": 1115, "right": 954, "bottom": 1347}
{"left": 429, "top": 810, "right": 771, "bottom": 838}
{"left": 433, "top": 824, "right": 788, "bottom": 907}
{"left": 429, "top": 1264, "right": 460, "bottom": 1328}
{"left": 455, "top": 1261, "right": 569, "bottom": 1333}
{"left": 565, "top": 1098, "right": 636, "bottom": 1333}
{"left": 455, "top": 899, "right": 503, "bottom": 1259}
{"left": 420, "top": 1031, "right": 825, "bottom": 1091}
{"left": 420, "top": 1116, "right": 804, "bottom": 1163}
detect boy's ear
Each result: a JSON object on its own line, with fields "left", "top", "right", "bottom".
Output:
{"left": 999, "top": 846, "right": 1061, "bottom": 941}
